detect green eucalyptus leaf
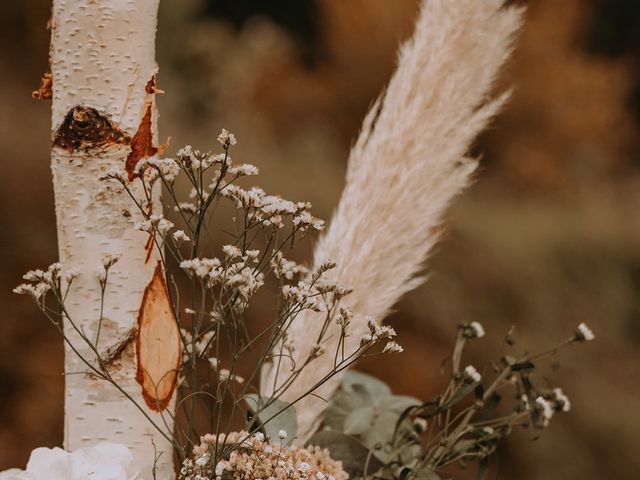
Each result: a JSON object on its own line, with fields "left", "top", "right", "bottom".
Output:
{"left": 324, "top": 384, "right": 373, "bottom": 431}
{"left": 306, "top": 430, "right": 385, "bottom": 477}
{"left": 379, "top": 394, "right": 421, "bottom": 412}
{"left": 343, "top": 370, "right": 392, "bottom": 396}
{"left": 343, "top": 406, "right": 375, "bottom": 435}
{"left": 245, "top": 394, "right": 297, "bottom": 445}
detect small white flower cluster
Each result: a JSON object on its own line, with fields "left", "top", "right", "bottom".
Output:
{"left": 552, "top": 387, "right": 571, "bottom": 412}
{"left": 180, "top": 257, "right": 222, "bottom": 281}
{"left": 227, "top": 163, "right": 259, "bottom": 178}
{"left": 217, "top": 128, "right": 237, "bottom": 148}
{"left": 271, "top": 252, "right": 309, "bottom": 281}
{"left": 464, "top": 365, "right": 482, "bottom": 383}
{"left": 180, "top": 251, "right": 264, "bottom": 310}
{"left": 534, "top": 396, "right": 554, "bottom": 427}
{"left": 137, "top": 157, "right": 181, "bottom": 184}
{"left": 522, "top": 387, "right": 571, "bottom": 429}
{"left": 134, "top": 214, "right": 174, "bottom": 236}
{"left": 279, "top": 264, "right": 351, "bottom": 317}
{"left": 335, "top": 307, "right": 353, "bottom": 329}
{"left": 180, "top": 328, "right": 216, "bottom": 361}
{"left": 461, "top": 321, "right": 485, "bottom": 339}
{"left": 100, "top": 253, "right": 120, "bottom": 269}
{"left": 13, "top": 262, "right": 71, "bottom": 301}
{"left": 218, "top": 368, "right": 245, "bottom": 384}
{"left": 172, "top": 230, "right": 191, "bottom": 243}
{"left": 576, "top": 322, "right": 595, "bottom": 342}
{"left": 360, "top": 317, "right": 402, "bottom": 354}
{"left": 220, "top": 185, "right": 324, "bottom": 231}
{"left": 180, "top": 430, "right": 347, "bottom": 480}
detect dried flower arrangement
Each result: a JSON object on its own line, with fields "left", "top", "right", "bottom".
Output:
{"left": 1, "top": 1, "right": 595, "bottom": 479}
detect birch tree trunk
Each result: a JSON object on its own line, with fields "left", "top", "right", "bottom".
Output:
{"left": 49, "top": 1, "right": 176, "bottom": 477}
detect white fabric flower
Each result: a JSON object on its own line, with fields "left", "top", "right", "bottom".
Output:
{"left": 0, "top": 443, "right": 136, "bottom": 480}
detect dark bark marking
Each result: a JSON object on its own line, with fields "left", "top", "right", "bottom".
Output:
{"left": 53, "top": 106, "right": 130, "bottom": 152}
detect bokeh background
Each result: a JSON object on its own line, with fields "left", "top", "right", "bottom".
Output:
{"left": 1, "top": 0, "right": 639, "bottom": 478}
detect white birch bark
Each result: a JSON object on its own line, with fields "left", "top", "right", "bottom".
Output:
{"left": 49, "top": 1, "right": 175, "bottom": 477}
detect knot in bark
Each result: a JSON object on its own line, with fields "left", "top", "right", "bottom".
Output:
{"left": 53, "top": 106, "right": 130, "bottom": 152}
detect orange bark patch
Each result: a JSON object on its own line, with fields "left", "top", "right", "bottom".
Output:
{"left": 136, "top": 261, "right": 181, "bottom": 411}
{"left": 125, "top": 104, "right": 157, "bottom": 181}
{"left": 145, "top": 75, "right": 165, "bottom": 95}
{"left": 32, "top": 73, "right": 52, "bottom": 100}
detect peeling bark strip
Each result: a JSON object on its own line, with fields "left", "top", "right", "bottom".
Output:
{"left": 53, "top": 106, "right": 130, "bottom": 152}
{"left": 145, "top": 74, "right": 165, "bottom": 95}
{"left": 136, "top": 261, "right": 181, "bottom": 411}
{"left": 125, "top": 104, "right": 157, "bottom": 181}
{"left": 32, "top": 73, "right": 53, "bottom": 100}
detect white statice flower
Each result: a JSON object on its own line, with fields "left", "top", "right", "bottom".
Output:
{"left": 278, "top": 430, "right": 288, "bottom": 440}
{"left": 147, "top": 157, "right": 180, "bottom": 182}
{"left": 13, "top": 283, "right": 49, "bottom": 300}
{"left": 177, "top": 145, "right": 195, "bottom": 163}
{"left": 180, "top": 258, "right": 222, "bottom": 281}
{"left": 152, "top": 215, "right": 173, "bottom": 235}
{"left": 174, "top": 202, "right": 197, "bottom": 214}
{"left": 217, "top": 369, "right": 244, "bottom": 384}
{"left": 469, "top": 321, "right": 485, "bottom": 338}
{"left": 133, "top": 219, "right": 152, "bottom": 232}
{"left": 576, "top": 322, "right": 595, "bottom": 342}
{"left": 535, "top": 396, "right": 554, "bottom": 427}
{"left": 292, "top": 211, "right": 325, "bottom": 232}
{"left": 335, "top": 307, "right": 353, "bottom": 328}
{"left": 209, "top": 153, "right": 230, "bottom": 167}
{"left": 271, "top": 252, "right": 308, "bottom": 280}
{"left": 100, "top": 253, "right": 120, "bottom": 269}
{"left": 552, "top": 387, "right": 571, "bottom": 412}
{"left": 360, "top": 318, "right": 397, "bottom": 347}
{"left": 225, "top": 265, "right": 264, "bottom": 303}
{"left": 222, "top": 244, "right": 242, "bottom": 259}
{"left": 243, "top": 249, "right": 260, "bottom": 263}
{"left": 172, "top": 230, "right": 191, "bottom": 243}
{"left": 0, "top": 443, "right": 136, "bottom": 480}
{"left": 194, "top": 454, "right": 209, "bottom": 467}
{"left": 462, "top": 321, "right": 485, "bottom": 339}
{"left": 217, "top": 128, "right": 237, "bottom": 147}
{"left": 464, "top": 365, "right": 482, "bottom": 383}
{"left": 228, "top": 164, "right": 259, "bottom": 177}
{"left": 63, "top": 268, "right": 80, "bottom": 283}
{"left": 134, "top": 215, "right": 173, "bottom": 236}
{"left": 383, "top": 341, "right": 404, "bottom": 354}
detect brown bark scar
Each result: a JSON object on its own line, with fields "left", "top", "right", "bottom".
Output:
{"left": 53, "top": 106, "right": 130, "bottom": 152}
{"left": 102, "top": 328, "right": 136, "bottom": 370}
{"left": 125, "top": 104, "right": 157, "bottom": 181}
{"left": 136, "top": 261, "right": 181, "bottom": 412}
{"left": 32, "top": 73, "right": 53, "bottom": 100}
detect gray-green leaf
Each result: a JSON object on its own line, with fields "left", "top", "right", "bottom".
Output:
{"left": 306, "top": 430, "right": 385, "bottom": 477}
{"left": 244, "top": 394, "right": 297, "bottom": 445}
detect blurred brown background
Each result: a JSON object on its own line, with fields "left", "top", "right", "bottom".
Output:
{"left": 1, "top": 0, "right": 639, "bottom": 478}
